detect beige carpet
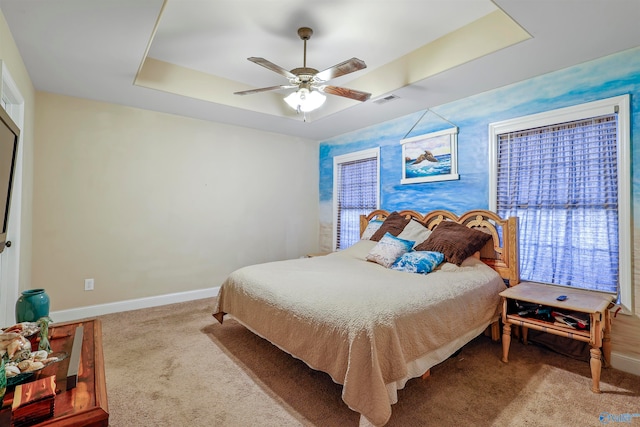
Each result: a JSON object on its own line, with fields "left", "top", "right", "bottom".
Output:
{"left": 99, "top": 298, "right": 640, "bottom": 427}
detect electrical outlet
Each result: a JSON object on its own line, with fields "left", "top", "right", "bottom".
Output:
{"left": 84, "top": 278, "right": 94, "bottom": 291}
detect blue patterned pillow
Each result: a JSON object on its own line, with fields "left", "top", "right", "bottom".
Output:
{"left": 391, "top": 251, "right": 445, "bottom": 274}
{"left": 366, "top": 232, "right": 415, "bottom": 268}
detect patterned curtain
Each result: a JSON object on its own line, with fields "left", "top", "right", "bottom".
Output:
{"left": 496, "top": 114, "right": 618, "bottom": 293}
{"left": 336, "top": 157, "right": 378, "bottom": 250}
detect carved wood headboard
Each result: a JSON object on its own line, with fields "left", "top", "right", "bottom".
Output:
{"left": 360, "top": 209, "right": 520, "bottom": 286}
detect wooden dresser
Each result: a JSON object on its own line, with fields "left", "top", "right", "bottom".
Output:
{"left": 1, "top": 318, "right": 108, "bottom": 426}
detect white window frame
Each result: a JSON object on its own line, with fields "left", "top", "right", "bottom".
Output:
{"left": 488, "top": 95, "right": 631, "bottom": 314}
{"left": 333, "top": 147, "right": 380, "bottom": 251}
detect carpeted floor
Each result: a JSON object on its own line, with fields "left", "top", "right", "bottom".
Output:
{"left": 99, "top": 298, "right": 640, "bottom": 427}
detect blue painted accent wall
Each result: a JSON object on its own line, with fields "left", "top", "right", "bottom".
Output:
{"left": 319, "top": 46, "right": 640, "bottom": 249}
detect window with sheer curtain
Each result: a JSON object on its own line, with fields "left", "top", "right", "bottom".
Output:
{"left": 334, "top": 148, "right": 379, "bottom": 250}
{"left": 489, "top": 96, "right": 631, "bottom": 308}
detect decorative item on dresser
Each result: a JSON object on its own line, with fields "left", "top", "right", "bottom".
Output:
{"left": 0, "top": 319, "right": 108, "bottom": 426}
{"left": 15, "top": 289, "right": 50, "bottom": 323}
{"left": 214, "top": 208, "right": 519, "bottom": 426}
{"left": 0, "top": 357, "right": 5, "bottom": 409}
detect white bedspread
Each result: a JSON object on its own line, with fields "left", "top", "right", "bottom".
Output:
{"left": 213, "top": 240, "right": 506, "bottom": 426}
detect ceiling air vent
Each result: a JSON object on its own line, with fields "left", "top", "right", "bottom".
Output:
{"left": 373, "top": 94, "right": 400, "bottom": 105}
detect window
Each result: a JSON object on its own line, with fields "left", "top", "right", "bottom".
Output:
{"left": 333, "top": 148, "right": 380, "bottom": 250}
{"left": 489, "top": 95, "right": 631, "bottom": 312}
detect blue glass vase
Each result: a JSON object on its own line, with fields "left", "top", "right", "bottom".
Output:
{"left": 15, "top": 289, "right": 50, "bottom": 323}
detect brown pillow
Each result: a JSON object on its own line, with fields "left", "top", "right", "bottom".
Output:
{"left": 369, "top": 211, "right": 411, "bottom": 242}
{"left": 414, "top": 220, "right": 492, "bottom": 265}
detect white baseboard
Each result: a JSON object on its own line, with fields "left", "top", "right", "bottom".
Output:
{"left": 50, "top": 287, "right": 220, "bottom": 323}
{"left": 610, "top": 351, "right": 640, "bottom": 376}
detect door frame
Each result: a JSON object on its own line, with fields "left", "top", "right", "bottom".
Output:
{"left": 0, "top": 61, "right": 25, "bottom": 326}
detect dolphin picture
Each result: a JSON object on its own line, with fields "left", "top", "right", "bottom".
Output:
{"left": 411, "top": 150, "right": 438, "bottom": 164}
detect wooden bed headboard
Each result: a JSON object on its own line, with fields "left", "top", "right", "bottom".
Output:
{"left": 360, "top": 209, "right": 520, "bottom": 286}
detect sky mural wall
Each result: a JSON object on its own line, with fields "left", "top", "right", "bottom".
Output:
{"left": 319, "top": 46, "right": 639, "bottom": 250}
{"left": 319, "top": 46, "right": 640, "bottom": 368}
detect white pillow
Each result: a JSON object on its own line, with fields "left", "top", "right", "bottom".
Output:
{"left": 397, "top": 219, "right": 432, "bottom": 247}
{"left": 366, "top": 232, "right": 415, "bottom": 268}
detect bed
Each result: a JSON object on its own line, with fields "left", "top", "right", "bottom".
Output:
{"left": 213, "top": 209, "right": 519, "bottom": 426}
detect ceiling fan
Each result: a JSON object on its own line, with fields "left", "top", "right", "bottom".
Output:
{"left": 234, "top": 27, "right": 371, "bottom": 113}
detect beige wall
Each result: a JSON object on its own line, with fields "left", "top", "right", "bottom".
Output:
{"left": 33, "top": 93, "right": 318, "bottom": 311}
{"left": 0, "top": 10, "right": 35, "bottom": 292}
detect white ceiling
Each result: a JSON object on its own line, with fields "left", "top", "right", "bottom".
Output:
{"left": 1, "top": 0, "right": 639, "bottom": 141}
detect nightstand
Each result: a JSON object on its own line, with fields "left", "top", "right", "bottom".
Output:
{"left": 500, "top": 282, "right": 614, "bottom": 393}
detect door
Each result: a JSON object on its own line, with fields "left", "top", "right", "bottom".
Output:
{"left": 0, "top": 63, "right": 24, "bottom": 326}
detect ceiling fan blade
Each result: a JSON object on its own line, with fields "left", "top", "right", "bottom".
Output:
{"left": 247, "top": 57, "right": 296, "bottom": 79}
{"left": 314, "top": 58, "right": 367, "bottom": 82}
{"left": 234, "top": 84, "right": 298, "bottom": 96}
{"left": 319, "top": 85, "right": 371, "bottom": 102}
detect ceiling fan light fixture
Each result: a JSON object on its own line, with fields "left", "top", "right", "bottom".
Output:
{"left": 284, "top": 88, "right": 326, "bottom": 112}
{"left": 235, "top": 27, "right": 370, "bottom": 115}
